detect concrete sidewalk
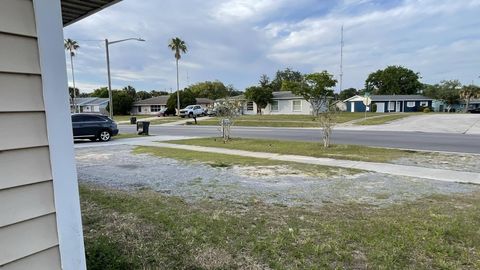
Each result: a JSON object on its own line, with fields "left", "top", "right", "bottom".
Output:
{"left": 127, "top": 141, "right": 480, "bottom": 185}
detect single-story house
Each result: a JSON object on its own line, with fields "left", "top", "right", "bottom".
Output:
{"left": 216, "top": 91, "right": 321, "bottom": 115}
{"left": 344, "top": 95, "right": 433, "bottom": 113}
{"left": 71, "top": 97, "right": 109, "bottom": 114}
{"left": 0, "top": 0, "right": 120, "bottom": 269}
{"left": 131, "top": 96, "right": 215, "bottom": 115}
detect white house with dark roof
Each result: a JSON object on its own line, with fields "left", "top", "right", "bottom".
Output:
{"left": 0, "top": 0, "right": 121, "bottom": 269}
{"left": 131, "top": 96, "right": 214, "bottom": 115}
{"left": 217, "top": 91, "right": 320, "bottom": 115}
{"left": 344, "top": 95, "right": 433, "bottom": 113}
{"left": 71, "top": 97, "right": 109, "bottom": 113}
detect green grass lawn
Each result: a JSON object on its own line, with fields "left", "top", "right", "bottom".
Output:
{"left": 355, "top": 114, "right": 413, "bottom": 125}
{"left": 113, "top": 133, "right": 149, "bottom": 140}
{"left": 148, "top": 117, "right": 182, "bottom": 125}
{"left": 166, "top": 137, "right": 419, "bottom": 163}
{"left": 113, "top": 115, "right": 151, "bottom": 122}
{"left": 133, "top": 146, "right": 360, "bottom": 177}
{"left": 194, "top": 113, "right": 383, "bottom": 127}
{"left": 81, "top": 185, "right": 480, "bottom": 269}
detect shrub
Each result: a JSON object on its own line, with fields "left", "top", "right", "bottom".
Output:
{"left": 423, "top": 107, "right": 431, "bottom": 113}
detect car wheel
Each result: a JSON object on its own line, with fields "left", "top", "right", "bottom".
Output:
{"left": 189, "top": 113, "right": 193, "bottom": 118}
{"left": 98, "top": 130, "right": 111, "bottom": 142}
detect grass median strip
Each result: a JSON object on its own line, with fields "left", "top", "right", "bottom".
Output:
{"left": 81, "top": 185, "right": 480, "bottom": 269}
{"left": 355, "top": 114, "right": 412, "bottom": 125}
{"left": 166, "top": 137, "right": 420, "bottom": 163}
{"left": 133, "top": 146, "right": 361, "bottom": 177}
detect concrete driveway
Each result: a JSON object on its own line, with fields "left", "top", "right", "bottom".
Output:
{"left": 338, "top": 114, "right": 480, "bottom": 134}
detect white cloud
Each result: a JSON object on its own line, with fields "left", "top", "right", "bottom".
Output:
{"left": 63, "top": 0, "right": 480, "bottom": 93}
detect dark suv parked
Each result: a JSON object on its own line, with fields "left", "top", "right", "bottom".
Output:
{"left": 72, "top": 114, "right": 118, "bottom": 142}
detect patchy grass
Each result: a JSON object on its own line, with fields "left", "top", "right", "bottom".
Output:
{"left": 81, "top": 185, "right": 480, "bottom": 270}
{"left": 132, "top": 146, "right": 360, "bottom": 177}
{"left": 148, "top": 117, "right": 182, "bottom": 125}
{"left": 113, "top": 115, "right": 151, "bottom": 122}
{"left": 166, "top": 137, "right": 420, "bottom": 163}
{"left": 196, "top": 113, "right": 382, "bottom": 127}
{"left": 355, "top": 114, "right": 412, "bottom": 125}
{"left": 113, "top": 133, "right": 150, "bottom": 140}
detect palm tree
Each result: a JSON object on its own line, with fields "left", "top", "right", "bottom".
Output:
{"left": 64, "top": 38, "right": 80, "bottom": 113}
{"left": 460, "top": 85, "right": 480, "bottom": 112}
{"left": 168, "top": 37, "right": 188, "bottom": 115}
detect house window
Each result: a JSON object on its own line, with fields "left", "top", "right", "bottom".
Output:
{"left": 420, "top": 101, "right": 428, "bottom": 107}
{"left": 271, "top": 100, "right": 279, "bottom": 111}
{"left": 151, "top": 105, "right": 161, "bottom": 112}
{"left": 388, "top": 101, "right": 395, "bottom": 111}
{"left": 407, "top": 102, "right": 415, "bottom": 107}
{"left": 246, "top": 102, "right": 254, "bottom": 111}
{"left": 292, "top": 100, "right": 302, "bottom": 112}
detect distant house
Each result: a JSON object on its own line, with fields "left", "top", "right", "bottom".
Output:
{"left": 71, "top": 97, "right": 108, "bottom": 114}
{"left": 344, "top": 95, "right": 433, "bottom": 113}
{"left": 131, "top": 96, "right": 214, "bottom": 115}
{"left": 216, "top": 91, "right": 323, "bottom": 115}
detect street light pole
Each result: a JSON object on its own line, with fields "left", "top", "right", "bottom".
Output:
{"left": 104, "top": 37, "right": 145, "bottom": 119}
{"left": 105, "top": 39, "right": 113, "bottom": 118}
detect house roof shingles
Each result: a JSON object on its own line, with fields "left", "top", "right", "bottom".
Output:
{"left": 72, "top": 97, "right": 108, "bottom": 106}
{"left": 133, "top": 96, "right": 215, "bottom": 106}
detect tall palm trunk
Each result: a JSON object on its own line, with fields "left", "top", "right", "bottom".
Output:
{"left": 176, "top": 58, "right": 180, "bottom": 116}
{"left": 70, "top": 54, "right": 77, "bottom": 113}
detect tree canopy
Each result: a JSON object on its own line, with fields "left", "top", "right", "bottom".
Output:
{"left": 167, "top": 89, "right": 196, "bottom": 112}
{"left": 283, "top": 71, "right": 337, "bottom": 116}
{"left": 460, "top": 84, "right": 480, "bottom": 112}
{"left": 270, "top": 68, "right": 303, "bottom": 92}
{"left": 338, "top": 88, "right": 358, "bottom": 101}
{"left": 423, "top": 80, "right": 461, "bottom": 112}
{"left": 189, "top": 81, "right": 229, "bottom": 100}
{"left": 365, "top": 65, "right": 422, "bottom": 95}
{"left": 244, "top": 85, "right": 273, "bottom": 114}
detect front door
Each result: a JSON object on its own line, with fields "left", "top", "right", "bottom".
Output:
{"left": 351, "top": 102, "right": 355, "bottom": 112}
{"left": 396, "top": 101, "right": 401, "bottom": 112}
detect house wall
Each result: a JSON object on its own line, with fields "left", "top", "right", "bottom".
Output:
{"left": 131, "top": 105, "right": 167, "bottom": 115}
{"left": 264, "top": 99, "right": 312, "bottom": 115}
{"left": 0, "top": 0, "right": 62, "bottom": 268}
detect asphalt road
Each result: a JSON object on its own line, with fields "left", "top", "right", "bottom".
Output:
{"left": 119, "top": 125, "right": 480, "bottom": 154}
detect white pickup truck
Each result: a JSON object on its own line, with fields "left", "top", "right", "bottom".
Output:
{"left": 179, "top": 105, "right": 205, "bottom": 118}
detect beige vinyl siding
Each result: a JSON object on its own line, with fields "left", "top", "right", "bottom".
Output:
{"left": 1, "top": 247, "right": 61, "bottom": 270}
{"left": 0, "top": 74, "right": 44, "bottom": 112}
{"left": 0, "top": 147, "right": 52, "bottom": 190}
{"left": 0, "top": 0, "right": 37, "bottom": 37}
{"left": 0, "top": 112, "right": 48, "bottom": 151}
{"left": 0, "top": 0, "right": 61, "bottom": 268}
{"left": 0, "top": 214, "right": 59, "bottom": 266}
{"left": 0, "top": 181, "right": 56, "bottom": 227}
{"left": 0, "top": 34, "right": 40, "bottom": 74}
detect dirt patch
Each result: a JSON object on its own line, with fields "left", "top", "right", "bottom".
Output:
{"left": 232, "top": 165, "right": 308, "bottom": 178}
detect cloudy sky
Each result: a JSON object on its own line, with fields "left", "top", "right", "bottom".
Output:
{"left": 64, "top": 0, "right": 480, "bottom": 93}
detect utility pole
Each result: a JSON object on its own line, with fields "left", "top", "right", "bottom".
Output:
{"left": 339, "top": 25, "right": 344, "bottom": 93}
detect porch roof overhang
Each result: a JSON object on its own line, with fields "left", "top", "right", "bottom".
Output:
{"left": 61, "top": 0, "right": 122, "bottom": 26}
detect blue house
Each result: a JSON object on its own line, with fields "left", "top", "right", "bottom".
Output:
{"left": 344, "top": 95, "right": 433, "bottom": 113}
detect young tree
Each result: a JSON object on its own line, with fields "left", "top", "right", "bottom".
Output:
{"left": 90, "top": 87, "right": 109, "bottom": 98}
{"left": 319, "top": 104, "right": 338, "bottom": 148}
{"left": 168, "top": 37, "right": 188, "bottom": 115}
{"left": 64, "top": 38, "right": 79, "bottom": 112}
{"left": 365, "top": 65, "right": 422, "bottom": 95}
{"left": 150, "top": 90, "right": 170, "bottom": 97}
{"left": 244, "top": 86, "right": 273, "bottom": 114}
{"left": 122, "top": 85, "right": 136, "bottom": 100}
{"left": 111, "top": 90, "right": 135, "bottom": 115}
{"left": 215, "top": 98, "right": 241, "bottom": 143}
{"left": 283, "top": 71, "right": 337, "bottom": 116}
{"left": 460, "top": 84, "right": 480, "bottom": 112}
